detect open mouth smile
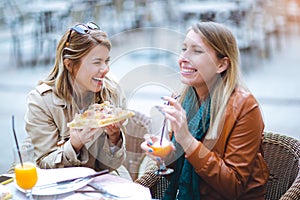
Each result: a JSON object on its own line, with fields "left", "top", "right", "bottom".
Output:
{"left": 181, "top": 67, "right": 197, "bottom": 74}
{"left": 92, "top": 77, "right": 103, "bottom": 82}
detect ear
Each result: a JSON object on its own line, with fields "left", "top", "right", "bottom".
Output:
{"left": 63, "top": 59, "right": 72, "bottom": 72}
{"left": 217, "top": 57, "right": 229, "bottom": 74}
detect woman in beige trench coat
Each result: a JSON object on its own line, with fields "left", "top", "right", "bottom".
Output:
{"left": 25, "top": 22, "right": 126, "bottom": 172}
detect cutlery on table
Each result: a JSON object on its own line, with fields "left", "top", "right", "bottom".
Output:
{"left": 75, "top": 182, "right": 125, "bottom": 199}
{"left": 34, "top": 169, "right": 109, "bottom": 190}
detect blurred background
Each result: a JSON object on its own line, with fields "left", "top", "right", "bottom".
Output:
{"left": 0, "top": 0, "right": 299, "bottom": 173}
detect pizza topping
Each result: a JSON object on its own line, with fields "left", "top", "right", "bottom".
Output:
{"left": 67, "top": 101, "right": 134, "bottom": 129}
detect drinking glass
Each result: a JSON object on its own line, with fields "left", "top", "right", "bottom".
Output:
{"left": 148, "top": 107, "right": 174, "bottom": 175}
{"left": 14, "top": 143, "right": 38, "bottom": 200}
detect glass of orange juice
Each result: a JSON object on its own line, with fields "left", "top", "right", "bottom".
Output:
{"left": 14, "top": 143, "right": 38, "bottom": 200}
{"left": 147, "top": 110, "right": 174, "bottom": 175}
{"left": 149, "top": 138, "right": 174, "bottom": 175}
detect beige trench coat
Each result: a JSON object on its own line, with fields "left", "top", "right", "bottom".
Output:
{"left": 25, "top": 82, "right": 126, "bottom": 172}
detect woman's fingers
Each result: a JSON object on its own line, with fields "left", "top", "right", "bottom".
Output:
{"left": 104, "top": 123, "right": 120, "bottom": 136}
{"left": 161, "top": 95, "right": 181, "bottom": 109}
{"left": 140, "top": 140, "right": 153, "bottom": 153}
{"left": 73, "top": 127, "right": 100, "bottom": 143}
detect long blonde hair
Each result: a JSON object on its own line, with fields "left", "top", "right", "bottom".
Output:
{"left": 181, "top": 21, "right": 242, "bottom": 140}
{"left": 39, "top": 23, "right": 125, "bottom": 113}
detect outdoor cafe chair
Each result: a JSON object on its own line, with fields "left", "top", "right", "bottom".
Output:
{"left": 263, "top": 132, "right": 300, "bottom": 200}
{"left": 123, "top": 110, "right": 151, "bottom": 181}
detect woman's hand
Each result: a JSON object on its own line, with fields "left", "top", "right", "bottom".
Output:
{"left": 140, "top": 134, "right": 175, "bottom": 159}
{"left": 140, "top": 134, "right": 159, "bottom": 154}
{"left": 158, "top": 96, "right": 197, "bottom": 153}
{"left": 70, "top": 127, "right": 100, "bottom": 153}
{"left": 104, "top": 121, "right": 123, "bottom": 145}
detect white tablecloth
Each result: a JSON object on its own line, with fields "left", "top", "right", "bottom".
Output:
{"left": 4, "top": 167, "right": 151, "bottom": 200}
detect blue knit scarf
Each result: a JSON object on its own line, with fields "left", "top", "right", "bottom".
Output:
{"left": 163, "top": 88, "right": 211, "bottom": 200}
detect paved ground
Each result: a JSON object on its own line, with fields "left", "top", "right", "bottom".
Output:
{"left": 0, "top": 22, "right": 299, "bottom": 174}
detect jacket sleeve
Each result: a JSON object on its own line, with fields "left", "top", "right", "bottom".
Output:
{"left": 25, "top": 89, "right": 89, "bottom": 168}
{"left": 186, "top": 95, "right": 266, "bottom": 199}
{"left": 87, "top": 127, "right": 126, "bottom": 170}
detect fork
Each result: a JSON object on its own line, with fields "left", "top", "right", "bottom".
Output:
{"left": 75, "top": 182, "right": 121, "bottom": 199}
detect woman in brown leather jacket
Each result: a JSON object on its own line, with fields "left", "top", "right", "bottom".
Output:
{"left": 140, "top": 21, "right": 269, "bottom": 200}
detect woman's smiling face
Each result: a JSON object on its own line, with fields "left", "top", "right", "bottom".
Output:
{"left": 73, "top": 45, "right": 110, "bottom": 95}
{"left": 178, "top": 30, "right": 222, "bottom": 90}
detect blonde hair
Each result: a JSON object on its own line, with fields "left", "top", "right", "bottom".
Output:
{"left": 39, "top": 24, "right": 124, "bottom": 114}
{"left": 181, "top": 21, "right": 242, "bottom": 140}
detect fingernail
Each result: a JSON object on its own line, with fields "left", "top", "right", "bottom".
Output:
{"left": 148, "top": 141, "right": 153, "bottom": 146}
{"left": 155, "top": 105, "right": 161, "bottom": 110}
{"left": 156, "top": 157, "right": 161, "bottom": 161}
{"left": 155, "top": 107, "right": 165, "bottom": 116}
{"left": 148, "top": 149, "right": 153, "bottom": 153}
{"left": 174, "top": 94, "right": 181, "bottom": 100}
{"left": 155, "top": 106, "right": 165, "bottom": 114}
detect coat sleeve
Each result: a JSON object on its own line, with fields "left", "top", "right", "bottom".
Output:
{"left": 186, "top": 95, "right": 266, "bottom": 199}
{"left": 25, "top": 89, "right": 88, "bottom": 168}
{"left": 87, "top": 127, "right": 126, "bottom": 170}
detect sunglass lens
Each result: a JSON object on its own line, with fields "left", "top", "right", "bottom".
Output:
{"left": 72, "top": 24, "right": 89, "bottom": 34}
{"left": 87, "top": 22, "right": 100, "bottom": 30}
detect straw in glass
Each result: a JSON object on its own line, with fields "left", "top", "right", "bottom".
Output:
{"left": 159, "top": 95, "right": 181, "bottom": 146}
{"left": 12, "top": 115, "right": 23, "bottom": 167}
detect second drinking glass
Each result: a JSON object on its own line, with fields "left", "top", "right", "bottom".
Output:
{"left": 14, "top": 142, "right": 38, "bottom": 200}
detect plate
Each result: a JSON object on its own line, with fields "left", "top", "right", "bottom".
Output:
{"left": 15, "top": 167, "right": 95, "bottom": 196}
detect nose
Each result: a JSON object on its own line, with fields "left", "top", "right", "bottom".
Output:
{"left": 99, "top": 64, "right": 110, "bottom": 75}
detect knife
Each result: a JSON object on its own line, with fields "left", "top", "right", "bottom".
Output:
{"left": 34, "top": 169, "right": 109, "bottom": 190}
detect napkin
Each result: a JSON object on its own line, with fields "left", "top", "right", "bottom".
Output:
{"left": 0, "top": 185, "right": 12, "bottom": 200}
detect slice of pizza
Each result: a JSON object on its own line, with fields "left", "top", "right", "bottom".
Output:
{"left": 67, "top": 101, "right": 135, "bottom": 129}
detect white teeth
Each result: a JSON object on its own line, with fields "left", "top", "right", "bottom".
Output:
{"left": 93, "top": 77, "right": 102, "bottom": 81}
{"left": 181, "top": 68, "right": 196, "bottom": 73}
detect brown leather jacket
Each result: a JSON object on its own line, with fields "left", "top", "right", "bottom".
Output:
{"left": 187, "top": 87, "right": 269, "bottom": 200}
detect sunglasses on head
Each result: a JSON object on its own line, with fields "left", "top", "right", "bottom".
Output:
{"left": 66, "top": 22, "right": 101, "bottom": 46}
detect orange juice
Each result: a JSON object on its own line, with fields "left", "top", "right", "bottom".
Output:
{"left": 150, "top": 139, "right": 172, "bottom": 157}
{"left": 15, "top": 162, "right": 38, "bottom": 190}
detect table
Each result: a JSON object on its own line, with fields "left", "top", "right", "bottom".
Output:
{"left": 178, "top": 1, "right": 238, "bottom": 22}
{"left": 21, "top": 1, "right": 72, "bottom": 65}
{"left": 177, "top": 1, "right": 255, "bottom": 50}
{"left": 4, "top": 171, "right": 151, "bottom": 199}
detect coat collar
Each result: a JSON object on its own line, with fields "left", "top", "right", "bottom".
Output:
{"left": 36, "top": 83, "right": 66, "bottom": 106}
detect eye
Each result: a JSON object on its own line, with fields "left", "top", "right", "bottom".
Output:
{"left": 194, "top": 50, "right": 203, "bottom": 53}
{"left": 105, "top": 59, "right": 110, "bottom": 64}
{"left": 93, "top": 61, "right": 101, "bottom": 65}
{"left": 181, "top": 48, "right": 187, "bottom": 52}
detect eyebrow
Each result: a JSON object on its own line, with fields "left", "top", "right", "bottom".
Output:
{"left": 191, "top": 44, "right": 203, "bottom": 49}
{"left": 183, "top": 43, "right": 204, "bottom": 49}
{"left": 92, "top": 56, "right": 110, "bottom": 61}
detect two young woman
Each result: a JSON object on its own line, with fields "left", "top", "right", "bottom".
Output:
{"left": 25, "top": 20, "right": 269, "bottom": 199}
